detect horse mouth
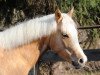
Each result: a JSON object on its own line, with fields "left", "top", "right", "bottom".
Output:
{"left": 72, "top": 61, "right": 82, "bottom": 69}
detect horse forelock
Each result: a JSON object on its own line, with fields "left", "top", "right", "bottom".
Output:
{"left": 61, "top": 13, "right": 78, "bottom": 36}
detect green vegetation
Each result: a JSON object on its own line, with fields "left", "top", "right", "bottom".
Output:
{"left": 59, "top": 0, "right": 100, "bottom": 25}
{"left": 58, "top": 0, "right": 100, "bottom": 42}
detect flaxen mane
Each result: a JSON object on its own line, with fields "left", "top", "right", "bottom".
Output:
{"left": 0, "top": 14, "right": 57, "bottom": 49}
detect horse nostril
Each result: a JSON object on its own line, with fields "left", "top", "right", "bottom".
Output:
{"left": 79, "top": 58, "right": 84, "bottom": 64}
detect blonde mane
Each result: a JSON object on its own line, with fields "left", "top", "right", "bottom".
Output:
{"left": 0, "top": 14, "right": 57, "bottom": 49}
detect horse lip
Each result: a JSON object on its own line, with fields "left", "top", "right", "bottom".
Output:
{"left": 75, "top": 65, "right": 81, "bottom": 69}
{"left": 72, "top": 61, "right": 81, "bottom": 69}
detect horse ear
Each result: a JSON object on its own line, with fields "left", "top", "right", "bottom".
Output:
{"left": 55, "top": 7, "right": 62, "bottom": 23}
{"left": 67, "top": 7, "right": 74, "bottom": 17}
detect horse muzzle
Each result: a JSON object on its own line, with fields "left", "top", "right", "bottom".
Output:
{"left": 72, "top": 60, "right": 82, "bottom": 69}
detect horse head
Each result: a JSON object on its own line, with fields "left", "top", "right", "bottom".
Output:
{"left": 49, "top": 7, "right": 87, "bottom": 69}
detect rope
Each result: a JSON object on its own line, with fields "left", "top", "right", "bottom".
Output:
{"left": 78, "top": 25, "right": 100, "bottom": 29}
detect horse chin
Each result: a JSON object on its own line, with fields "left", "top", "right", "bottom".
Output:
{"left": 72, "top": 61, "right": 82, "bottom": 69}
{"left": 74, "top": 65, "right": 81, "bottom": 69}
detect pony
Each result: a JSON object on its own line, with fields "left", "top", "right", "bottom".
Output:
{"left": 0, "top": 8, "right": 87, "bottom": 75}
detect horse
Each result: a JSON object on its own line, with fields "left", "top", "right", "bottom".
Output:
{"left": 0, "top": 8, "right": 87, "bottom": 75}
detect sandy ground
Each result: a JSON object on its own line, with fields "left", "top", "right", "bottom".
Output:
{"left": 29, "top": 49, "right": 100, "bottom": 75}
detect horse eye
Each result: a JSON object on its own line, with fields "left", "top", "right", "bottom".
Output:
{"left": 62, "top": 33, "right": 69, "bottom": 38}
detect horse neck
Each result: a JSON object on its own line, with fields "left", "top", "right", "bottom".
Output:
{"left": 39, "top": 36, "right": 50, "bottom": 55}
{"left": 18, "top": 36, "right": 50, "bottom": 71}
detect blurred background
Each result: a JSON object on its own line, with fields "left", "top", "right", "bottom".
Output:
{"left": 0, "top": 0, "right": 100, "bottom": 75}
